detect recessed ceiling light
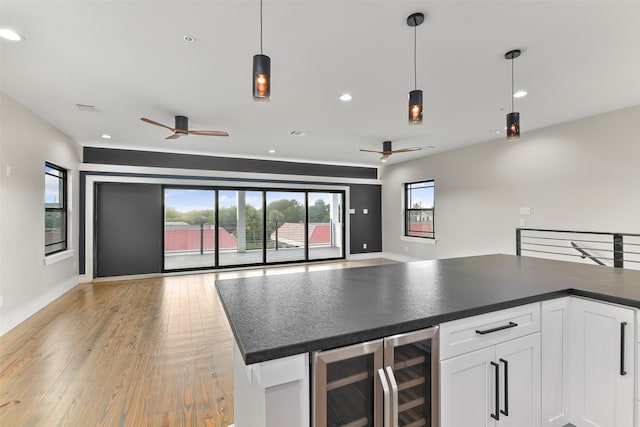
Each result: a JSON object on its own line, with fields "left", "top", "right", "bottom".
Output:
{"left": 381, "top": 159, "right": 388, "bottom": 163}
{"left": 268, "top": 149, "right": 276, "bottom": 154}
{"left": 492, "top": 130, "right": 501, "bottom": 135}
{"left": 183, "top": 35, "right": 195, "bottom": 43}
{"left": 339, "top": 93, "right": 352, "bottom": 102}
{"left": 513, "top": 90, "right": 528, "bottom": 98}
{"left": 101, "top": 134, "right": 112, "bottom": 139}
{"left": 289, "top": 130, "right": 306, "bottom": 136}
{"left": 0, "top": 29, "right": 23, "bottom": 41}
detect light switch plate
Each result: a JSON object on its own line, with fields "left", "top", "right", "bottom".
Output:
{"left": 363, "top": 208, "right": 368, "bottom": 214}
{"left": 520, "top": 207, "right": 531, "bottom": 215}
{"left": 349, "top": 208, "right": 356, "bottom": 214}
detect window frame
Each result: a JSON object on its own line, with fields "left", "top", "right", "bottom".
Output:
{"left": 404, "top": 180, "right": 435, "bottom": 239}
{"left": 45, "top": 162, "right": 68, "bottom": 256}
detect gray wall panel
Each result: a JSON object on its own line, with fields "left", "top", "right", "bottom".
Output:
{"left": 95, "top": 183, "right": 162, "bottom": 277}
{"left": 84, "top": 147, "right": 377, "bottom": 180}
{"left": 349, "top": 184, "right": 382, "bottom": 253}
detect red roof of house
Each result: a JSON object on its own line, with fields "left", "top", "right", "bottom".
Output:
{"left": 164, "top": 227, "right": 238, "bottom": 251}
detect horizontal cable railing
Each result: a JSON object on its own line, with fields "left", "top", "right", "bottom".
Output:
{"left": 516, "top": 228, "right": 640, "bottom": 270}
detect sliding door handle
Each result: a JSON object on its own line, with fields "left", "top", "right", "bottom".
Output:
{"left": 620, "top": 322, "right": 628, "bottom": 376}
{"left": 499, "top": 358, "right": 509, "bottom": 416}
{"left": 476, "top": 321, "right": 518, "bottom": 335}
{"left": 378, "top": 368, "right": 391, "bottom": 427}
{"left": 385, "top": 366, "right": 399, "bottom": 427}
{"left": 490, "top": 361, "right": 500, "bottom": 420}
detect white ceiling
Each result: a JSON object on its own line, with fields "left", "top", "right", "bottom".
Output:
{"left": 2, "top": 1, "right": 640, "bottom": 167}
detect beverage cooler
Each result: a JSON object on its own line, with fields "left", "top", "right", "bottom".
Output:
{"left": 313, "top": 327, "right": 439, "bottom": 427}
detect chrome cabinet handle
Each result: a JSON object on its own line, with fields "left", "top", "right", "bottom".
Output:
{"left": 620, "top": 322, "right": 628, "bottom": 376}
{"left": 378, "top": 368, "right": 391, "bottom": 427}
{"left": 490, "top": 361, "right": 500, "bottom": 420}
{"left": 385, "top": 366, "right": 399, "bottom": 427}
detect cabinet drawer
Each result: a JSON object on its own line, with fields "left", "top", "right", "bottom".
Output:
{"left": 439, "top": 302, "right": 540, "bottom": 359}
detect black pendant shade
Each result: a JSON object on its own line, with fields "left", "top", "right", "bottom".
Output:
{"left": 407, "top": 12, "right": 424, "bottom": 125}
{"left": 409, "top": 89, "right": 423, "bottom": 124}
{"left": 253, "top": 54, "right": 270, "bottom": 101}
{"left": 507, "top": 111, "right": 520, "bottom": 140}
{"left": 505, "top": 49, "right": 521, "bottom": 140}
{"left": 253, "top": 0, "right": 270, "bottom": 102}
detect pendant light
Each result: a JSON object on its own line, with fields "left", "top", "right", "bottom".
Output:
{"left": 505, "top": 49, "right": 521, "bottom": 140}
{"left": 253, "top": 0, "right": 270, "bottom": 101}
{"left": 407, "top": 12, "right": 424, "bottom": 125}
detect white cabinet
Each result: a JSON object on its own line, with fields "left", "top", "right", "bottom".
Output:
{"left": 441, "top": 346, "right": 496, "bottom": 427}
{"left": 569, "top": 297, "right": 635, "bottom": 427}
{"left": 495, "top": 334, "right": 541, "bottom": 427}
{"left": 440, "top": 304, "right": 541, "bottom": 427}
{"left": 541, "top": 298, "right": 571, "bottom": 427}
{"left": 541, "top": 297, "right": 636, "bottom": 427}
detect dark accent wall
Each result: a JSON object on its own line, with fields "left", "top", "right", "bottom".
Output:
{"left": 95, "top": 183, "right": 163, "bottom": 277}
{"left": 349, "top": 184, "right": 382, "bottom": 254}
{"left": 84, "top": 147, "right": 377, "bottom": 180}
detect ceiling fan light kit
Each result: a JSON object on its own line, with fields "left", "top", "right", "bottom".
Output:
{"left": 253, "top": 0, "right": 271, "bottom": 101}
{"left": 407, "top": 12, "right": 424, "bottom": 125}
{"left": 505, "top": 49, "right": 521, "bottom": 140}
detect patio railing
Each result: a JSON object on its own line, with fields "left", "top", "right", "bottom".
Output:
{"left": 516, "top": 228, "right": 640, "bottom": 270}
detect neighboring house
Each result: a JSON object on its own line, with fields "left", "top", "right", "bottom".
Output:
{"left": 164, "top": 224, "right": 238, "bottom": 251}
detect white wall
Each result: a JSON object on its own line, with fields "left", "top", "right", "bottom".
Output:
{"left": 380, "top": 105, "right": 640, "bottom": 261}
{"left": 0, "top": 91, "right": 82, "bottom": 335}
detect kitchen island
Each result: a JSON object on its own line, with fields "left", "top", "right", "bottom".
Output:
{"left": 216, "top": 254, "right": 640, "bottom": 427}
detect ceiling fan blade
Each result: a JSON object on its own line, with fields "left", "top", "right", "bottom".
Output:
{"left": 391, "top": 147, "right": 422, "bottom": 153}
{"left": 141, "top": 117, "right": 175, "bottom": 132}
{"left": 188, "top": 130, "right": 230, "bottom": 137}
{"left": 360, "top": 149, "right": 382, "bottom": 154}
{"left": 165, "top": 133, "right": 181, "bottom": 140}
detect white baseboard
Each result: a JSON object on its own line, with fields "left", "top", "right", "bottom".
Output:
{"left": 380, "top": 251, "right": 423, "bottom": 263}
{"left": 0, "top": 275, "right": 80, "bottom": 336}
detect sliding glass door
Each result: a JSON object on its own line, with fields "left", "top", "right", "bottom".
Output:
{"left": 218, "top": 190, "right": 264, "bottom": 267}
{"left": 308, "top": 192, "right": 343, "bottom": 260}
{"left": 163, "top": 188, "right": 216, "bottom": 270}
{"left": 266, "top": 191, "right": 306, "bottom": 264}
{"left": 163, "top": 186, "right": 344, "bottom": 272}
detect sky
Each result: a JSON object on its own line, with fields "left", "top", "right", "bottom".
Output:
{"left": 164, "top": 189, "right": 335, "bottom": 213}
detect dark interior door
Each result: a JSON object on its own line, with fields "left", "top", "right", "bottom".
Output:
{"left": 95, "top": 182, "right": 162, "bottom": 277}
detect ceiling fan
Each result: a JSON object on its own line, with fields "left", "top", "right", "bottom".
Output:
{"left": 140, "top": 115, "right": 229, "bottom": 139}
{"left": 360, "top": 140, "right": 422, "bottom": 160}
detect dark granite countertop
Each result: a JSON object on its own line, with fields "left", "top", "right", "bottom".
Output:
{"left": 215, "top": 254, "right": 640, "bottom": 365}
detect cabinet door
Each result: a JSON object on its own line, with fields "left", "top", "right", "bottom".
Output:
{"left": 313, "top": 339, "right": 383, "bottom": 427}
{"left": 440, "top": 346, "right": 497, "bottom": 427}
{"left": 384, "top": 327, "right": 438, "bottom": 427}
{"left": 570, "top": 298, "right": 635, "bottom": 427}
{"left": 541, "top": 298, "right": 571, "bottom": 427}
{"left": 495, "top": 333, "right": 541, "bottom": 427}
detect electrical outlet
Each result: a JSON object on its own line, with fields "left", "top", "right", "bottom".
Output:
{"left": 520, "top": 218, "right": 526, "bottom": 227}
{"left": 363, "top": 208, "right": 368, "bottom": 215}
{"left": 363, "top": 243, "right": 367, "bottom": 249}
{"left": 404, "top": 246, "right": 409, "bottom": 252}
{"left": 6, "top": 166, "right": 11, "bottom": 177}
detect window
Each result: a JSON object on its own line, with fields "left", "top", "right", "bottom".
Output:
{"left": 45, "top": 163, "right": 67, "bottom": 255}
{"left": 405, "top": 180, "right": 434, "bottom": 239}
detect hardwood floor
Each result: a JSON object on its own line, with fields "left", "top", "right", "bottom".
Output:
{"left": 0, "top": 258, "right": 395, "bottom": 426}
